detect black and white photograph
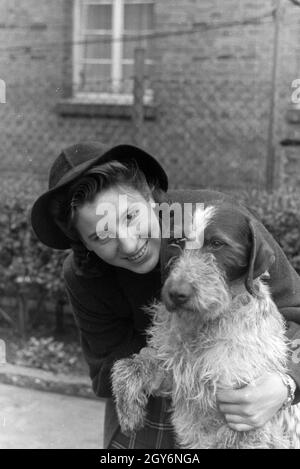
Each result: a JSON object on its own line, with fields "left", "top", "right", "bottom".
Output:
{"left": 0, "top": 0, "right": 300, "bottom": 453}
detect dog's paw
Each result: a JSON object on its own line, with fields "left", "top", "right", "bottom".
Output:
{"left": 116, "top": 392, "right": 148, "bottom": 434}
{"left": 111, "top": 357, "right": 150, "bottom": 433}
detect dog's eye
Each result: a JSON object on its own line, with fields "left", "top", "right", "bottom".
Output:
{"left": 208, "top": 239, "right": 224, "bottom": 250}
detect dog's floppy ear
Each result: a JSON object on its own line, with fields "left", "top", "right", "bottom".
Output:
{"left": 245, "top": 218, "right": 276, "bottom": 295}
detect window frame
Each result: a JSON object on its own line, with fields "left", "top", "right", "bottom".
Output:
{"left": 73, "top": 0, "right": 155, "bottom": 104}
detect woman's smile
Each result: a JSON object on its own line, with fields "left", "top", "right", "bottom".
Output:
{"left": 124, "top": 240, "right": 149, "bottom": 263}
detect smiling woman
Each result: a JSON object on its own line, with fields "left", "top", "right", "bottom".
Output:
{"left": 44, "top": 146, "right": 167, "bottom": 277}
{"left": 30, "top": 141, "right": 178, "bottom": 449}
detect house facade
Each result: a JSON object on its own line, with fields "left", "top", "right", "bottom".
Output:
{"left": 0, "top": 0, "right": 300, "bottom": 190}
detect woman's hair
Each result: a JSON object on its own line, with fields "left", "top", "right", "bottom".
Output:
{"left": 49, "top": 160, "right": 166, "bottom": 275}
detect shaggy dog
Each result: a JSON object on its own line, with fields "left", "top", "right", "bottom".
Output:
{"left": 112, "top": 202, "right": 300, "bottom": 449}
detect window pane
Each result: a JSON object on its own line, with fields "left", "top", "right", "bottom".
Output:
{"left": 122, "top": 63, "right": 134, "bottom": 81}
{"left": 123, "top": 40, "right": 135, "bottom": 60}
{"left": 121, "top": 64, "right": 133, "bottom": 93}
{"left": 85, "top": 4, "right": 112, "bottom": 30}
{"left": 124, "top": 4, "right": 154, "bottom": 31}
{"left": 80, "top": 63, "right": 112, "bottom": 92}
{"left": 83, "top": 35, "right": 112, "bottom": 59}
{"left": 123, "top": 38, "right": 153, "bottom": 60}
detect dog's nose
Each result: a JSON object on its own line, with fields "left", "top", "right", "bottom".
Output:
{"left": 168, "top": 284, "right": 192, "bottom": 306}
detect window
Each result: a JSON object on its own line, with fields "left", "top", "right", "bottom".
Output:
{"left": 73, "top": 0, "right": 155, "bottom": 103}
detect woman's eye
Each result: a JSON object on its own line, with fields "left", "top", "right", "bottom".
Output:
{"left": 127, "top": 209, "right": 139, "bottom": 222}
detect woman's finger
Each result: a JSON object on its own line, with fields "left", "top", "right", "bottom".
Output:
{"left": 217, "top": 387, "right": 251, "bottom": 405}
{"left": 218, "top": 403, "right": 249, "bottom": 417}
{"left": 224, "top": 412, "right": 264, "bottom": 429}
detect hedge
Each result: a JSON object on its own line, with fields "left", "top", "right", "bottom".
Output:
{"left": 239, "top": 186, "right": 300, "bottom": 274}
{"left": 0, "top": 174, "right": 300, "bottom": 336}
{"left": 0, "top": 174, "right": 69, "bottom": 336}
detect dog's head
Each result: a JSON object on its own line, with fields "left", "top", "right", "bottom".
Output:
{"left": 161, "top": 202, "right": 275, "bottom": 319}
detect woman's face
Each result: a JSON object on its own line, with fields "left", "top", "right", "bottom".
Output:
{"left": 75, "top": 185, "right": 161, "bottom": 274}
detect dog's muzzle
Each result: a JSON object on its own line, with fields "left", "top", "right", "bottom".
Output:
{"left": 162, "top": 277, "right": 194, "bottom": 311}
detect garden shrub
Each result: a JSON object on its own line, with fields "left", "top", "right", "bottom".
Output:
{"left": 14, "top": 336, "right": 83, "bottom": 374}
{"left": 0, "top": 174, "right": 300, "bottom": 337}
{"left": 239, "top": 186, "right": 300, "bottom": 274}
{"left": 0, "top": 174, "right": 69, "bottom": 334}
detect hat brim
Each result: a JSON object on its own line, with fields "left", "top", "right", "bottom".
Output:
{"left": 31, "top": 144, "right": 168, "bottom": 249}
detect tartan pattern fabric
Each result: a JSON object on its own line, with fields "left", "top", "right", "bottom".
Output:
{"left": 108, "top": 397, "right": 177, "bottom": 449}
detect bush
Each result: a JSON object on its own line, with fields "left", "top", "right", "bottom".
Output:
{"left": 14, "top": 336, "right": 83, "bottom": 374}
{"left": 0, "top": 174, "right": 69, "bottom": 335}
{"left": 239, "top": 186, "right": 300, "bottom": 274}
{"left": 1, "top": 174, "right": 300, "bottom": 338}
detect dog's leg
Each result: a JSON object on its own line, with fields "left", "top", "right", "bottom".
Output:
{"left": 111, "top": 351, "right": 161, "bottom": 434}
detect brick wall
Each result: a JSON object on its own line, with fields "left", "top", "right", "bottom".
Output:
{"left": 0, "top": 0, "right": 300, "bottom": 191}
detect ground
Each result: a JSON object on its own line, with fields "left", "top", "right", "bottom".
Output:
{"left": 0, "top": 324, "right": 106, "bottom": 448}
{"left": 0, "top": 383, "right": 105, "bottom": 449}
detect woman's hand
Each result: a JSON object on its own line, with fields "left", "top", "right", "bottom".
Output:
{"left": 216, "top": 373, "right": 289, "bottom": 431}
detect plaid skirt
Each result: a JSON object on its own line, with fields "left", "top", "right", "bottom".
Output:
{"left": 107, "top": 396, "right": 177, "bottom": 449}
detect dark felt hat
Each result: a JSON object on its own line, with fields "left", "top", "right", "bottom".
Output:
{"left": 30, "top": 141, "right": 168, "bottom": 249}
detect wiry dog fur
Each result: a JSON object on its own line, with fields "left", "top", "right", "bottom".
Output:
{"left": 112, "top": 202, "right": 300, "bottom": 449}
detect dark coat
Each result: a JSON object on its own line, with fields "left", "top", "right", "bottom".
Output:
{"left": 63, "top": 189, "right": 300, "bottom": 448}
